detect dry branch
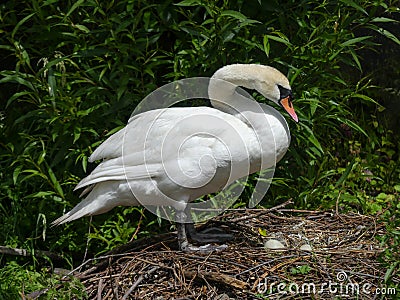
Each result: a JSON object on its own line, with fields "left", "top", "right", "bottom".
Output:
{"left": 0, "top": 245, "right": 63, "bottom": 261}
{"left": 183, "top": 270, "right": 249, "bottom": 290}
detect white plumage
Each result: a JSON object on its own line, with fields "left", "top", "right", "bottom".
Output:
{"left": 53, "top": 64, "right": 298, "bottom": 252}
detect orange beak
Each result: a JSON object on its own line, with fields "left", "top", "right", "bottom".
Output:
{"left": 280, "top": 96, "right": 298, "bottom": 122}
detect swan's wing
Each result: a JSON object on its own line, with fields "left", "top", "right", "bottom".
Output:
{"left": 88, "top": 128, "right": 125, "bottom": 162}
{"left": 80, "top": 106, "right": 254, "bottom": 193}
{"left": 89, "top": 107, "right": 224, "bottom": 162}
{"left": 79, "top": 108, "right": 218, "bottom": 189}
{"left": 75, "top": 156, "right": 162, "bottom": 190}
{"left": 89, "top": 108, "right": 190, "bottom": 162}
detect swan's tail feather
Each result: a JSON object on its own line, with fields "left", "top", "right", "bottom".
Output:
{"left": 51, "top": 200, "right": 94, "bottom": 226}
{"left": 51, "top": 183, "right": 119, "bottom": 226}
{"left": 52, "top": 180, "right": 139, "bottom": 226}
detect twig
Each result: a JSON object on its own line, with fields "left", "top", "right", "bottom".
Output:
{"left": 0, "top": 245, "right": 63, "bottom": 262}
{"left": 183, "top": 270, "right": 249, "bottom": 290}
{"left": 228, "top": 199, "right": 293, "bottom": 223}
{"left": 183, "top": 254, "right": 249, "bottom": 270}
{"left": 129, "top": 212, "right": 143, "bottom": 242}
{"left": 276, "top": 208, "right": 321, "bottom": 213}
{"left": 134, "top": 257, "right": 174, "bottom": 270}
{"left": 81, "top": 216, "right": 92, "bottom": 273}
{"left": 97, "top": 278, "right": 104, "bottom": 300}
{"left": 235, "top": 254, "right": 302, "bottom": 277}
{"left": 103, "top": 289, "right": 112, "bottom": 299}
{"left": 252, "top": 255, "right": 311, "bottom": 291}
{"left": 108, "top": 258, "right": 119, "bottom": 300}
{"left": 335, "top": 190, "right": 342, "bottom": 215}
{"left": 122, "top": 266, "right": 159, "bottom": 300}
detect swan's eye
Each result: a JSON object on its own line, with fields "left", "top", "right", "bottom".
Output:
{"left": 277, "top": 85, "right": 292, "bottom": 100}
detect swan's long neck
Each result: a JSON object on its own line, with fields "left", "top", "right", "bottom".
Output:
{"left": 208, "top": 64, "right": 291, "bottom": 170}
{"left": 208, "top": 64, "right": 280, "bottom": 114}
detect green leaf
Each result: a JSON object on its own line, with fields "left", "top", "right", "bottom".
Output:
{"left": 221, "top": 10, "right": 260, "bottom": 24}
{"left": 73, "top": 127, "right": 81, "bottom": 143}
{"left": 14, "top": 110, "right": 44, "bottom": 125}
{"left": 65, "top": 0, "right": 85, "bottom": 18}
{"left": 0, "top": 45, "right": 14, "bottom": 51}
{"left": 266, "top": 34, "right": 292, "bottom": 47}
{"left": 6, "top": 91, "right": 33, "bottom": 108}
{"left": 335, "top": 159, "right": 355, "bottom": 188}
{"left": 42, "top": 0, "right": 59, "bottom": 5}
{"left": 340, "top": 36, "right": 371, "bottom": 47}
{"left": 258, "top": 228, "right": 267, "bottom": 236}
{"left": 336, "top": 117, "right": 369, "bottom": 138}
{"left": 384, "top": 262, "right": 399, "bottom": 283}
{"left": 47, "top": 67, "right": 56, "bottom": 97}
{"left": 339, "top": 0, "right": 368, "bottom": 15}
{"left": 13, "top": 166, "right": 23, "bottom": 185}
{"left": 47, "top": 167, "right": 64, "bottom": 198}
{"left": 0, "top": 74, "right": 35, "bottom": 91}
{"left": 309, "top": 98, "right": 320, "bottom": 116}
{"left": 26, "top": 191, "right": 56, "bottom": 198}
{"left": 263, "top": 35, "right": 270, "bottom": 57}
{"left": 349, "top": 48, "right": 362, "bottom": 71}
{"left": 351, "top": 93, "right": 380, "bottom": 106}
{"left": 221, "top": 10, "right": 247, "bottom": 22}
{"left": 14, "top": 41, "right": 31, "bottom": 67}
{"left": 73, "top": 24, "right": 90, "bottom": 33}
{"left": 76, "top": 102, "right": 107, "bottom": 117}
{"left": 299, "top": 123, "right": 324, "bottom": 155}
{"left": 20, "top": 170, "right": 48, "bottom": 182}
{"left": 12, "top": 13, "right": 36, "bottom": 39}
{"left": 366, "top": 24, "right": 400, "bottom": 46}
{"left": 175, "top": 0, "right": 202, "bottom": 6}
{"left": 370, "top": 17, "right": 399, "bottom": 23}
{"left": 37, "top": 149, "right": 46, "bottom": 165}
{"left": 82, "top": 155, "right": 88, "bottom": 173}
{"left": 329, "top": 48, "right": 343, "bottom": 61}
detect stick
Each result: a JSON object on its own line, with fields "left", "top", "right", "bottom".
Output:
{"left": 228, "top": 199, "right": 293, "bottom": 223}
{"left": 129, "top": 213, "right": 143, "bottom": 242}
{"left": 122, "top": 266, "right": 159, "bottom": 300}
{"left": 252, "top": 255, "right": 311, "bottom": 291}
{"left": 0, "top": 245, "right": 63, "bottom": 261}
{"left": 97, "top": 278, "right": 104, "bottom": 300}
{"left": 184, "top": 270, "right": 249, "bottom": 290}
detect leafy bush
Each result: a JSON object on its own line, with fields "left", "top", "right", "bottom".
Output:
{"left": 0, "top": 261, "right": 85, "bottom": 299}
{"left": 0, "top": 0, "right": 399, "bottom": 295}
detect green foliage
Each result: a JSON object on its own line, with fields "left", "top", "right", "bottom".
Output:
{"left": 290, "top": 264, "right": 312, "bottom": 275}
{"left": 0, "top": 261, "right": 86, "bottom": 299}
{"left": 0, "top": 0, "right": 399, "bottom": 296}
{"left": 377, "top": 189, "right": 400, "bottom": 291}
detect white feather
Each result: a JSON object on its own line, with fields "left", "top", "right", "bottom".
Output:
{"left": 52, "top": 64, "right": 295, "bottom": 226}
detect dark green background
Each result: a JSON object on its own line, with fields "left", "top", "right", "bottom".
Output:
{"left": 0, "top": 0, "right": 399, "bottom": 297}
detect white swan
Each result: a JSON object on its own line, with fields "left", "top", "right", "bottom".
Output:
{"left": 52, "top": 64, "right": 298, "bottom": 252}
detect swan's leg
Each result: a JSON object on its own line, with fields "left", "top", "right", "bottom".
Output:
{"left": 176, "top": 212, "right": 190, "bottom": 251}
{"left": 176, "top": 210, "right": 228, "bottom": 253}
{"left": 182, "top": 205, "right": 233, "bottom": 243}
{"left": 185, "top": 223, "right": 233, "bottom": 243}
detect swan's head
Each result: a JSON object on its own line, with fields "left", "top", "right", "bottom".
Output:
{"left": 212, "top": 64, "right": 298, "bottom": 122}
{"left": 252, "top": 65, "right": 298, "bottom": 123}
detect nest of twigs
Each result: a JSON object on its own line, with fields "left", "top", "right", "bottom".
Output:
{"left": 52, "top": 205, "right": 392, "bottom": 299}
